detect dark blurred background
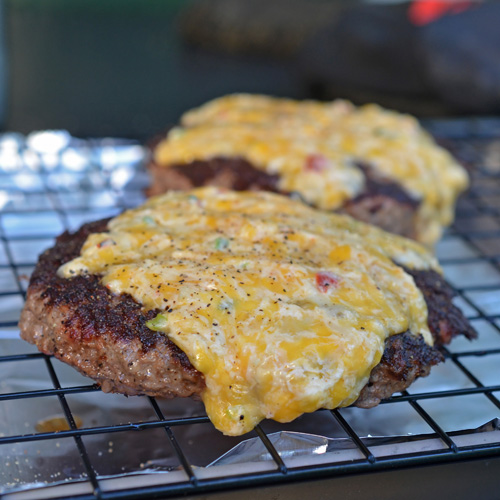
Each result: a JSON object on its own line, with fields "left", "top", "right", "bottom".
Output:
{"left": 0, "top": 0, "right": 499, "bottom": 139}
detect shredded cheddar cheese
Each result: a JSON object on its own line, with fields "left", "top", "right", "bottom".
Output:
{"left": 154, "top": 94, "right": 469, "bottom": 245}
{"left": 59, "top": 188, "right": 439, "bottom": 435}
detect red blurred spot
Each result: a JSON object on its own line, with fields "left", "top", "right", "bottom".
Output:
{"left": 316, "top": 272, "right": 339, "bottom": 293}
{"left": 408, "top": 1, "right": 474, "bottom": 26}
{"left": 305, "top": 154, "right": 328, "bottom": 172}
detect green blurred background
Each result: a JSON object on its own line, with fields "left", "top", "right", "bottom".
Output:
{"left": 1, "top": 0, "right": 315, "bottom": 138}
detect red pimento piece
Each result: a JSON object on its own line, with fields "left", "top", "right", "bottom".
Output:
{"left": 305, "top": 154, "right": 329, "bottom": 172}
{"left": 316, "top": 272, "right": 339, "bottom": 292}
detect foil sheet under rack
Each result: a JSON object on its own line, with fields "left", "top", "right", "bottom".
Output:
{"left": 0, "top": 126, "right": 500, "bottom": 499}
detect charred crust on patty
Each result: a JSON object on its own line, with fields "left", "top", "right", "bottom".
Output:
{"left": 353, "top": 162, "right": 420, "bottom": 209}
{"left": 402, "top": 266, "right": 477, "bottom": 344}
{"left": 147, "top": 156, "right": 281, "bottom": 197}
{"left": 355, "top": 331, "right": 443, "bottom": 408}
{"left": 146, "top": 156, "right": 420, "bottom": 239}
{"left": 340, "top": 162, "right": 420, "bottom": 239}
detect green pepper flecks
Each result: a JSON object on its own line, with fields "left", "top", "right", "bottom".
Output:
{"left": 143, "top": 215, "right": 156, "bottom": 226}
{"left": 215, "top": 237, "right": 230, "bottom": 250}
{"left": 146, "top": 313, "right": 168, "bottom": 331}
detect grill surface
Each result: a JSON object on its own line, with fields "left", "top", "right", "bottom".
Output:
{"left": 0, "top": 121, "right": 499, "bottom": 499}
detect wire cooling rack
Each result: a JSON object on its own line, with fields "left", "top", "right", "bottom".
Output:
{"left": 0, "top": 122, "right": 499, "bottom": 500}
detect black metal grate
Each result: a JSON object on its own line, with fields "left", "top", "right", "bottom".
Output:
{"left": 0, "top": 122, "right": 499, "bottom": 499}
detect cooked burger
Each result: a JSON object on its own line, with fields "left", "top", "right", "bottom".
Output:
{"left": 19, "top": 188, "right": 475, "bottom": 435}
{"left": 148, "top": 94, "right": 469, "bottom": 245}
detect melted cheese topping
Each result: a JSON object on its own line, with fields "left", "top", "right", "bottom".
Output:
{"left": 154, "top": 94, "right": 469, "bottom": 245}
{"left": 59, "top": 188, "right": 439, "bottom": 435}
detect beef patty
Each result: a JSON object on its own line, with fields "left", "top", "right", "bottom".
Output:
{"left": 146, "top": 156, "right": 421, "bottom": 239}
{"left": 19, "top": 218, "right": 474, "bottom": 407}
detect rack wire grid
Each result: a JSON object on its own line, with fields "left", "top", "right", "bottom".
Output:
{"left": 0, "top": 122, "right": 499, "bottom": 500}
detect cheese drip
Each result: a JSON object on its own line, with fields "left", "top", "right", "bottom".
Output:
{"left": 59, "top": 188, "right": 438, "bottom": 435}
{"left": 154, "top": 94, "right": 469, "bottom": 245}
